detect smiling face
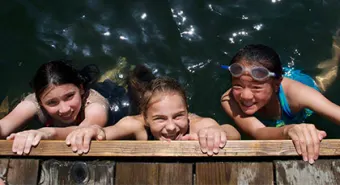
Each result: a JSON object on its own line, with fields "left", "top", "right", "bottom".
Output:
{"left": 145, "top": 92, "right": 189, "bottom": 140}
{"left": 39, "top": 83, "right": 83, "bottom": 124}
{"left": 231, "top": 62, "right": 279, "bottom": 115}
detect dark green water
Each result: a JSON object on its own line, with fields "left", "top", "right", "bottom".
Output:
{"left": 1, "top": 0, "right": 340, "bottom": 138}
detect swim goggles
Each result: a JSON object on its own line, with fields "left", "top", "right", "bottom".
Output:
{"left": 221, "top": 63, "right": 276, "bottom": 81}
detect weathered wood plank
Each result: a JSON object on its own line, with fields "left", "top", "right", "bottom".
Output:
{"left": 0, "top": 159, "right": 9, "bottom": 183}
{"left": 158, "top": 163, "right": 192, "bottom": 185}
{"left": 115, "top": 163, "right": 158, "bottom": 185}
{"left": 275, "top": 160, "right": 340, "bottom": 185}
{"left": 6, "top": 159, "right": 39, "bottom": 185}
{"left": 115, "top": 163, "right": 193, "bottom": 185}
{"left": 39, "top": 160, "right": 114, "bottom": 185}
{"left": 1, "top": 140, "right": 340, "bottom": 157}
{"left": 196, "top": 162, "right": 273, "bottom": 185}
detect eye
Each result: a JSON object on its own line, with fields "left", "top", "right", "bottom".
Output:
{"left": 65, "top": 93, "right": 75, "bottom": 100}
{"left": 252, "top": 85, "right": 263, "bottom": 90}
{"left": 153, "top": 117, "right": 166, "bottom": 121}
{"left": 46, "top": 100, "right": 58, "bottom": 106}
{"left": 174, "top": 114, "right": 184, "bottom": 120}
{"left": 232, "top": 85, "right": 243, "bottom": 90}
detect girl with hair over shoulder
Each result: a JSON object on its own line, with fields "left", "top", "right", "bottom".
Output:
{"left": 0, "top": 60, "right": 125, "bottom": 155}
{"left": 66, "top": 75, "right": 240, "bottom": 156}
{"left": 221, "top": 44, "right": 340, "bottom": 164}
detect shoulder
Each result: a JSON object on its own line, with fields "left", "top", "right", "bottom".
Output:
{"left": 85, "top": 89, "right": 109, "bottom": 108}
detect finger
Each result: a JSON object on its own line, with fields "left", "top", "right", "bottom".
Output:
{"left": 6, "top": 133, "right": 16, "bottom": 140}
{"left": 65, "top": 133, "right": 72, "bottom": 145}
{"left": 289, "top": 131, "right": 302, "bottom": 155}
{"left": 14, "top": 134, "right": 26, "bottom": 155}
{"left": 198, "top": 131, "right": 208, "bottom": 154}
{"left": 297, "top": 127, "right": 308, "bottom": 162}
{"left": 213, "top": 131, "right": 221, "bottom": 154}
{"left": 32, "top": 134, "right": 42, "bottom": 146}
{"left": 219, "top": 131, "right": 227, "bottom": 148}
{"left": 83, "top": 133, "right": 92, "bottom": 153}
{"left": 24, "top": 133, "right": 35, "bottom": 154}
{"left": 302, "top": 126, "right": 315, "bottom": 164}
{"left": 308, "top": 126, "right": 320, "bottom": 161}
{"left": 180, "top": 134, "right": 191, "bottom": 140}
{"left": 96, "top": 128, "right": 106, "bottom": 141}
{"left": 206, "top": 132, "right": 215, "bottom": 156}
{"left": 318, "top": 130, "right": 327, "bottom": 140}
{"left": 75, "top": 133, "right": 85, "bottom": 154}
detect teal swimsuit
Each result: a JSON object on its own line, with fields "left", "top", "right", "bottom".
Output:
{"left": 256, "top": 67, "right": 320, "bottom": 127}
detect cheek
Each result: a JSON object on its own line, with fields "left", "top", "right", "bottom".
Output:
{"left": 43, "top": 106, "right": 59, "bottom": 116}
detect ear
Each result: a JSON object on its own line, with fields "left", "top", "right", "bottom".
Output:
{"left": 273, "top": 77, "right": 283, "bottom": 93}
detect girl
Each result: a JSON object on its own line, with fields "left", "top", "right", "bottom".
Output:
{"left": 66, "top": 77, "right": 240, "bottom": 156}
{"left": 221, "top": 44, "right": 340, "bottom": 164}
{"left": 1, "top": 60, "right": 128, "bottom": 155}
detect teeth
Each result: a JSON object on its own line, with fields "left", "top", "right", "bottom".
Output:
{"left": 242, "top": 102, "right": 254, "bottom": 107}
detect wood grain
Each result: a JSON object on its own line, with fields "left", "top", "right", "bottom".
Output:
{"left": 6, "top": 159, "right": 39, "bottom": 185}
{"left": 0, "top": 140, "right": 340, "bottom": 157}
{"left": 196, "top": 162, "right": 273, "bottom": 185}
{"left": 115, "top": 163, "right": 192, "bottom": 185}
{"left": 275, "top": 160, "right": 340, "bottom": 185}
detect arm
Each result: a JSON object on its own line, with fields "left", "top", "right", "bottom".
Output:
{"left": 65, "top": 115, "right": 146, "bottom": 154}
{"left": 220, "top": 124, "right": 241, "bottom": 140}
{"left": 222, "top": 87, "right": 326, "bottom": 164}
{"left": 290, "top": 78, "right": 340, "bottom": 125}
{"left": 0, "top": 100, "right": 37, "bottom": 138}
{"left": 221, "top": 89, "right": 290, "bottom": 139}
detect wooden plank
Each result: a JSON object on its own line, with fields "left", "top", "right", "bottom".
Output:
{"left": 196, "top": 162, "right": 273, "bottom": 185}
{"left": 275, "top": 160, "right": 340, "bottom": 185}
{"left": 39, "top": 160, "right": 114, "bottom": 185}
{"left": 115, "top": 163, "right": 158, "bottom": 185}
{"left": 115, "top": 163, "right": 192, "bottom": 185}
{"left": 6, "top": 159, "right": 39, "bottom": 185}
{"left": 1, "top": 140, "right": 340, "bottom": 157}
{"left": 158, "top": 163, "right": 192, "bottom": 185}
{"left": 0, "top": 159, "right": 9, "bottom": 183}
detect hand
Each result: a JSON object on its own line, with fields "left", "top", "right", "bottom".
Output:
{"left": 181, "top": 126, "right": 227, "bottom": 156}
{"left": 285, "top": 124, "right": 327, "bottom": 164}
{"left": 65, "top": 125, "right": 106, "bottom": 155}
{"left": 6, "top": 129, "right": 52, "bottom": 155}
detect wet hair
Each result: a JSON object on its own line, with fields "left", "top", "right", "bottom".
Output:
{"left": 31, "top": 60, "right": 99, "bottom": 102}
{"left": 139, "top": 77, "right": 188, "bottom": 118}
{"left": 230, "top": 44, "right": 283, "bottom": 79}
{"left": 127, "top": 64, "right": 156, "bottom": 114}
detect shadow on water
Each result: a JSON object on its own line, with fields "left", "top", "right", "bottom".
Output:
{"left": 1, "top": 0, "right": 340, "bottom": 138}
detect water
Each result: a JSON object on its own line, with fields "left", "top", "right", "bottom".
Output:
{"left": 1, "top": 0, "right": 340, "bottom": 138}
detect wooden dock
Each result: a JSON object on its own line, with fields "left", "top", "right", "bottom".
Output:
{"left": 0, "top": 140, "right": 340, "bottom": 185}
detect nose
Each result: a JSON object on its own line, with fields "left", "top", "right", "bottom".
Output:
{"left": 165, "top": 120, "right": 176, "bottom": 132}
{"left": 240, "top": 88, "right": 254, "bottom": 100}
{"left": 59, "top": 101, "right": 71, "bottom": 114}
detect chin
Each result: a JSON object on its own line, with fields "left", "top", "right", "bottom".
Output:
{"left": 240, "top": 105, "right": 258, "bottom": 115}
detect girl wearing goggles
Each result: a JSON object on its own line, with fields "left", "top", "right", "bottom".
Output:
{"left": 221, "top": 44, "right": 340, "bottom": 164}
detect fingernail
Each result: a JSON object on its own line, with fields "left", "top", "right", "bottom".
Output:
{"left": 309, "top": 159, "right": 315, "bottom": 164}
{"left": 72, "top": 147, "right": 77, "bottom": 152}
{"left": 208, "top": 151, "right": 213, "bottom": 156}
{"left": 202, "top": 148, "right": 207, "bottom": 153}
{"left": 98, "top": 135, "right": 103, "bottom": 140}
{"left": 303, "top": 157, "right": 308, "bottom": 161}
{"left": 213, "top": 148, "right": 219, "bottom": 154}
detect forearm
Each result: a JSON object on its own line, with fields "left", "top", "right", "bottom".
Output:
{"left": 252, "top": 125, "right": 295, "bottom": 140}
{"left": 39, "top": 126, "right": 78, "bottom": 140}
{"left": 220, "top": 124, "right": 241, "bottom": 140}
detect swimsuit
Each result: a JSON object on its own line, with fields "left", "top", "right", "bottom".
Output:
{"left": 257, "top": 67, "right": 320, "bottom": 127}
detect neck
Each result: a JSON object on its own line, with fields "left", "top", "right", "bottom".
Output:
{"left": 256, "top": 93, "right": 281, "bottom": 119}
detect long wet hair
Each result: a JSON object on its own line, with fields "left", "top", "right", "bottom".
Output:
{"left": 139, "top": 77, "right": 188, "bottom": 118}
{"left": 230, "top": 44, "right": 283, "bottom": 79}
{"left": 31, "top": 60, "right": 99, "bottom": 102}
{"left": 127, "top": 64, "right": 156, "bottom": 114}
